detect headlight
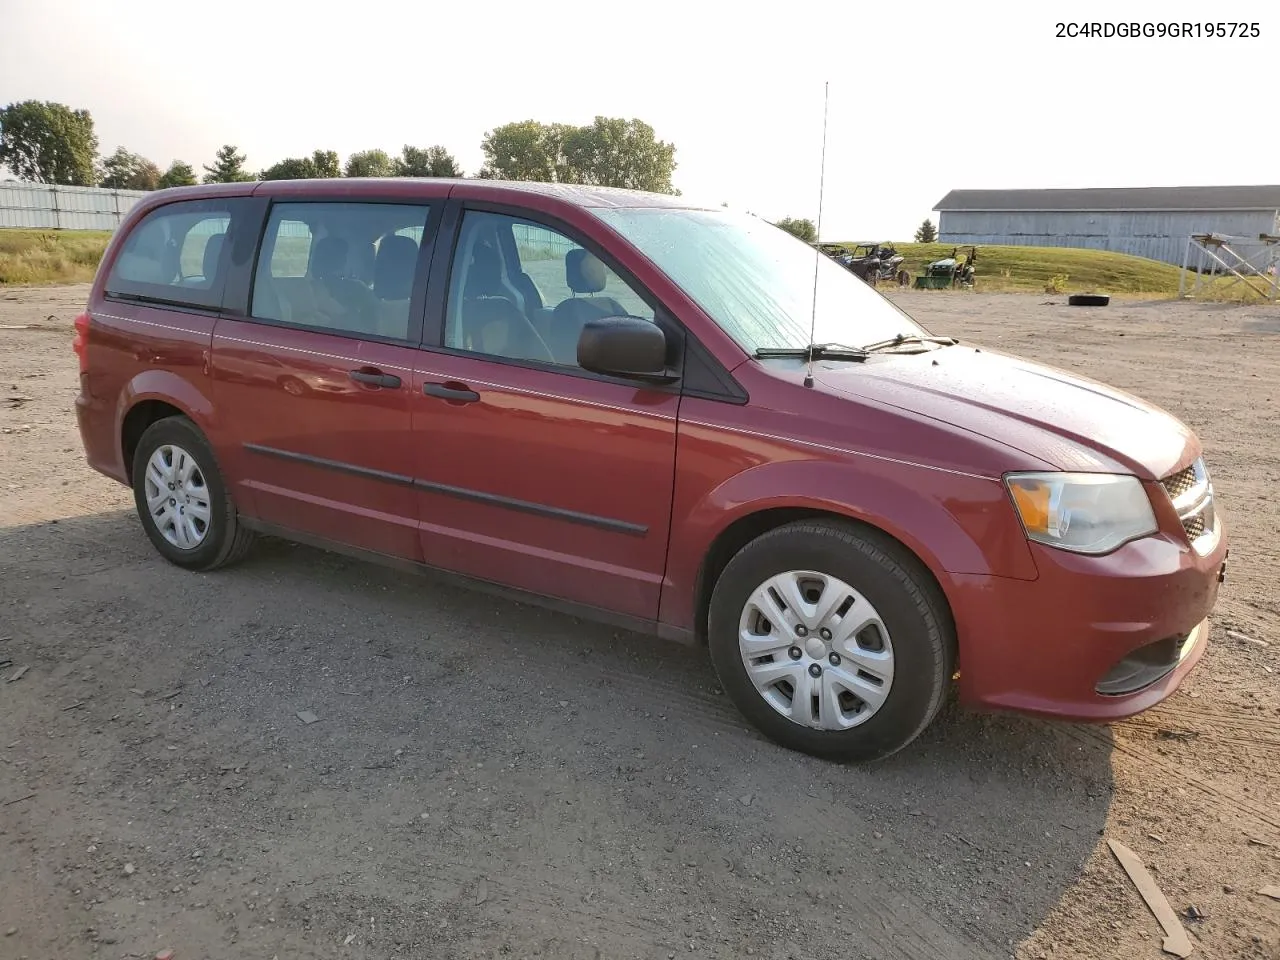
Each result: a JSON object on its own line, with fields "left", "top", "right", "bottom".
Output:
{"left": 1005, "top": 472, "right": 1158, "bottom": 555}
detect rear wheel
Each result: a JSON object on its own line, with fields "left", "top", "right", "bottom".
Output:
{"left": 131, "top": 416, "right": 255, "bottom": 570}
{"left": 708, "top": 520, "right": 954, "bottom": 761}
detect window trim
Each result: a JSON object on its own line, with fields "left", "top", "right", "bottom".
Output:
{"left": 235, "top": 197, "right": 442, "bottom": 348}
{"left": 103, "top": 198, "right": 250, "bottom": 313}
{"left": 422, "top": 199, "right": 705, "bottom": 392}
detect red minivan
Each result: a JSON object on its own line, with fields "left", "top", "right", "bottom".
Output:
{"left": 73, "top": 178, "right": 1227, "bottom": 760}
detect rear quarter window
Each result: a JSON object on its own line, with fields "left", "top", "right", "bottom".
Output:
{"left": 106, "top": 198, "right": 250, "bottom": 310}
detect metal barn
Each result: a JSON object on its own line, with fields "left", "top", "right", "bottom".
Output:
{"left": 934, "top": 185, "right": 1280, "bottom": 266}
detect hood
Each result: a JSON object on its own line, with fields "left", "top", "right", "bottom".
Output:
{"left": 816, "top": 345, "right": 1196, "bottom": 479}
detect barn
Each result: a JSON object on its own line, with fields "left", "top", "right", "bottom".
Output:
{"left": 934, "top": 185, "right": 1280, "bottom": 267}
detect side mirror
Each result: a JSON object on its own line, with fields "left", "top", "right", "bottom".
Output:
{"left": 577, "top": 316, "right": 672, "bottom": 381}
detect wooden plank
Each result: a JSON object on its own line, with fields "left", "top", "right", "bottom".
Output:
{"left": 1108, "top": 839, "right": 1194, "bottom": 958}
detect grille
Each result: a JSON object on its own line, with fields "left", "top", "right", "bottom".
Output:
{"left": 1162, "top": 464, "right": 1198, "bottom": 500}
{"left": 1182, "top": 513, "right": 1207, "bottom": 540}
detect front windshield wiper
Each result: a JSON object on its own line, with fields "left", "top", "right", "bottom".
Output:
{"left": 754, "top": 342, "right": 868, "bottom": 361}
{"left": 861, "top": 333, "right": 959, "bottom": 353}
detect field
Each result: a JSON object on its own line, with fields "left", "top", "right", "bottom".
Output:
{"left": 834, "top": 241, "right": 1188, "bottom": 296}
{"left": 2, "top": 285, "right": 1279, "bottom": 960}
{"left": 5, "top": 226, "right": 1278, "bottom": 302}
{"left": 0, "top": 229, "right": 113, "bottom": 285}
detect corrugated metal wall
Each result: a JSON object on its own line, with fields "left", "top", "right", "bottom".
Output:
{"left": 0, "top": 182, "right": 150, "bottom": 231}
{"left": 937, "top": 209, "right": 1280, "bottom": 266}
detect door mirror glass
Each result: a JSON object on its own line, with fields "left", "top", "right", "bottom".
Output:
{"left": 577, "top": 316, "right": 669, "bottom": 379}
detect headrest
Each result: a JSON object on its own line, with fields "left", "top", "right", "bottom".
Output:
{"left": 374, "top": 235, "right": 418, "bottom": 301}
{"left": 565, "top": 248, "right": 607, "bottom": 294}
{"left": 202, "top": 233, "right": 225, "bottom": 280}
{"left": 312, "top": 236, "right": 349, "bottom": 278}
{"left": 467, "top": 241, "right": 503, "bottom": 292}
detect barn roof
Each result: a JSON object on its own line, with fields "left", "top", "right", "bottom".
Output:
{"left": 934, "top": 185, "right": 1280, "bottom": 213}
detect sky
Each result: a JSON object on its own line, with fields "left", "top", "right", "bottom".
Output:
{"left": 1, "top": 0, "right": 1275, "bottom": 240}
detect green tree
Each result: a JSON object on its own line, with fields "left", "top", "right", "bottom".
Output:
{"left": 561, "top": 117, "right": 677, "bottom": 193}
{"left": 479, "top": 118, "right": 676, "bottom": 192}
{"left": 774, "top": 217, "right": 818, "bottom": 243}
{"left": 345, "top": 148, "right": 395, "bottom": 178}
{"left": 157, "top": 160, "right": 197, "bottom": 189}
{"left": 99, "top": 147, "right": 162, "bottom": 191}
{"left": 478, "top": 121, "right": 567, "bottom": 182}
{"left": 914, "top": 218, "right": 938, "bottom": 243}
{"left": 395, "top": 145, "right": 462, "bottom": 178}
{"left": 260, "top": 156, "right": 315, "bottom": 180}
{"left": 203, "top": 144, "right": 253, "bottom": 183}
{"left": 310, "top": 149, "right": 340, "bottom": 179}
{"left": 261, "top": 149, "right": 342, "bottom": 181}
{"left": 0, "top": 100, "right": 98, "bottom": 185}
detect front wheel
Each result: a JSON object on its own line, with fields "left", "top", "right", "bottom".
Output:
{"left": 707, "top": 520, "right": 955, "bottom": 761}
{"left": 131, "top": 416, "right": 255, "bottom": 571}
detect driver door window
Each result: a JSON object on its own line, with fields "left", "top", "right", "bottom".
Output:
{"left": 444, "top": 211, "right": 654, "bottom": 367}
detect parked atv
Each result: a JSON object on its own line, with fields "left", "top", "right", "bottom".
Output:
{"left": 844, "top": 243, "right": 910, "bottom": 288}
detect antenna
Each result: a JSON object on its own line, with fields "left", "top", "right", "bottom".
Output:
{"left": 804, "top": 81, "right": 830, "bottom": 389}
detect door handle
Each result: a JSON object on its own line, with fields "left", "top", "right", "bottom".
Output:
{"left": 349, "top": 368, "right": 402, "bottom": 389}
{"left": 423, "top": 382, "right": 480, "bottom": 403}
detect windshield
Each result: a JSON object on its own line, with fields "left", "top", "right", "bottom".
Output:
{"left": 593, "top": 207, "right": 924, "bottom": 353}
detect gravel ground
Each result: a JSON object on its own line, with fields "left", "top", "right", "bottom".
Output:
{"left": 1, "top": 284, "right": 1278, "bottom": 960}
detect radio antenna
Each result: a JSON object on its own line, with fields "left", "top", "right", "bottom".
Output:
{"left": 804, "top": 80, "right": 830, "bottom": 389}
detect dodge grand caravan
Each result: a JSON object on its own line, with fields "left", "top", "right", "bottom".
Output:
{"left": 73, "top": 178, "right": 1228, "bottom": 760}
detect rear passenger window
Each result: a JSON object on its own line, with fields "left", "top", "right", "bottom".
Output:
{"left": 251, "top": 202, "right": 430, "bottom": 342}
{"left": 106, "top": 199, "right": 246, "bottom": 310}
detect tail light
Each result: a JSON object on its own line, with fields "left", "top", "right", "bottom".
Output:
{"left": 73, "top": 311, "right": 90, "bottom": 374}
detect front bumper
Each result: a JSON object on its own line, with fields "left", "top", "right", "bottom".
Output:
{"left": 948, "top": 524, "right": 1227, "bottom": 721}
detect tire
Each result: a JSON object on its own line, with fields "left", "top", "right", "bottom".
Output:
{"left": 131, "top": 416, "right": 255, "bottom": 571}
{"left": 1067, "top": 293, "right": 1110, "bottom": 307}
{"left": 707, "top": 519, "right": 955, "bottom": 762}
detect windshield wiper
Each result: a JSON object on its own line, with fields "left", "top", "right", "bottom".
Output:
{"left": 861, "top": 333, "right": 959, "bottom": 353}
{"left": 754, "top": 342, "right": 868, "bottom": 361}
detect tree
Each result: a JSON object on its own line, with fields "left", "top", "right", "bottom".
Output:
{"left": 99, "top": 147, "right": 162, "bottom": 191}
{"left": 345, "top": 149, "right": 395, "bottom": 178}
{"left": 478, "top": 121, "right": 566, "bottom": 182}
{"left": 561, "top": 117, "right": 677, "bottom": 193}
{"left": 157, "top": 160, "right": 197, "bottom": 189}
{"left": 261, "top": 156, "right": 315, "bottom": 180}
{"left": 914, "top": 218, "right": 938, "bottom": 243}
{"left": 0, "top": 100, "right": 98, "bottom": 185}
{"left": 203, "top": 144, "right": 253, "bottom": 183}
{"left": 774, "top": 217, "right": 818, "bottom": 243}
{"left": 310, "top": 149, "right": 340, "bottom": 179}
{"left": 478, "top": 118, "right": 677, "bottom": 193}
{"left": 395, "top": 145, "right": 462, "bottom": 178}
{"left": 260, "top": 149, "right": 342, "bottom": 181}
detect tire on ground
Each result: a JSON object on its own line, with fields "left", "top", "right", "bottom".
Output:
{"left": 130, "top": 415, "right": 255, "bottom": 571}
{"left": 707, "top": 519, "right": 955, "bottom": 762}
{"left": 1067, "top": 293, "right": 1110, "bottom": 307}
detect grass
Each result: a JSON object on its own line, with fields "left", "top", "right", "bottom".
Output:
{"left": 0, "top": 229, "right": 113, "bottom": 285}
{"left": 1, "top": 228, "right": 1273, "bottom": 303}
{"left": 829, "top": 241, "right": 1191, "bottom": 297}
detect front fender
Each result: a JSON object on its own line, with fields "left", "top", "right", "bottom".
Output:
{"left": 660, "top": 456, "right": 1039, "bottom": 632}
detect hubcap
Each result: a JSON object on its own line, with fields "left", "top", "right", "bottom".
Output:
{"left": 143, "top": 443, "right": 212, "bottom": 550}
{"left": 738, "top": 570, "right": 895, "bottom": 730}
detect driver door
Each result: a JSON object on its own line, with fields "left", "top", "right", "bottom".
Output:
{"left": 410, "top": 206, "right": 681, "bottom": 620}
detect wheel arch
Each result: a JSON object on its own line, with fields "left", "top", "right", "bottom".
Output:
{"left": 691, "top": 505, "right": 956, "bottom": 649}
{"left": 116, "top": 372, "right": 214, "bottom": 484}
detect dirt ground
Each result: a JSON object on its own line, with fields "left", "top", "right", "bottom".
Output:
{"left": 1, "top": 284, "right": 1278, "bottom": 960}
